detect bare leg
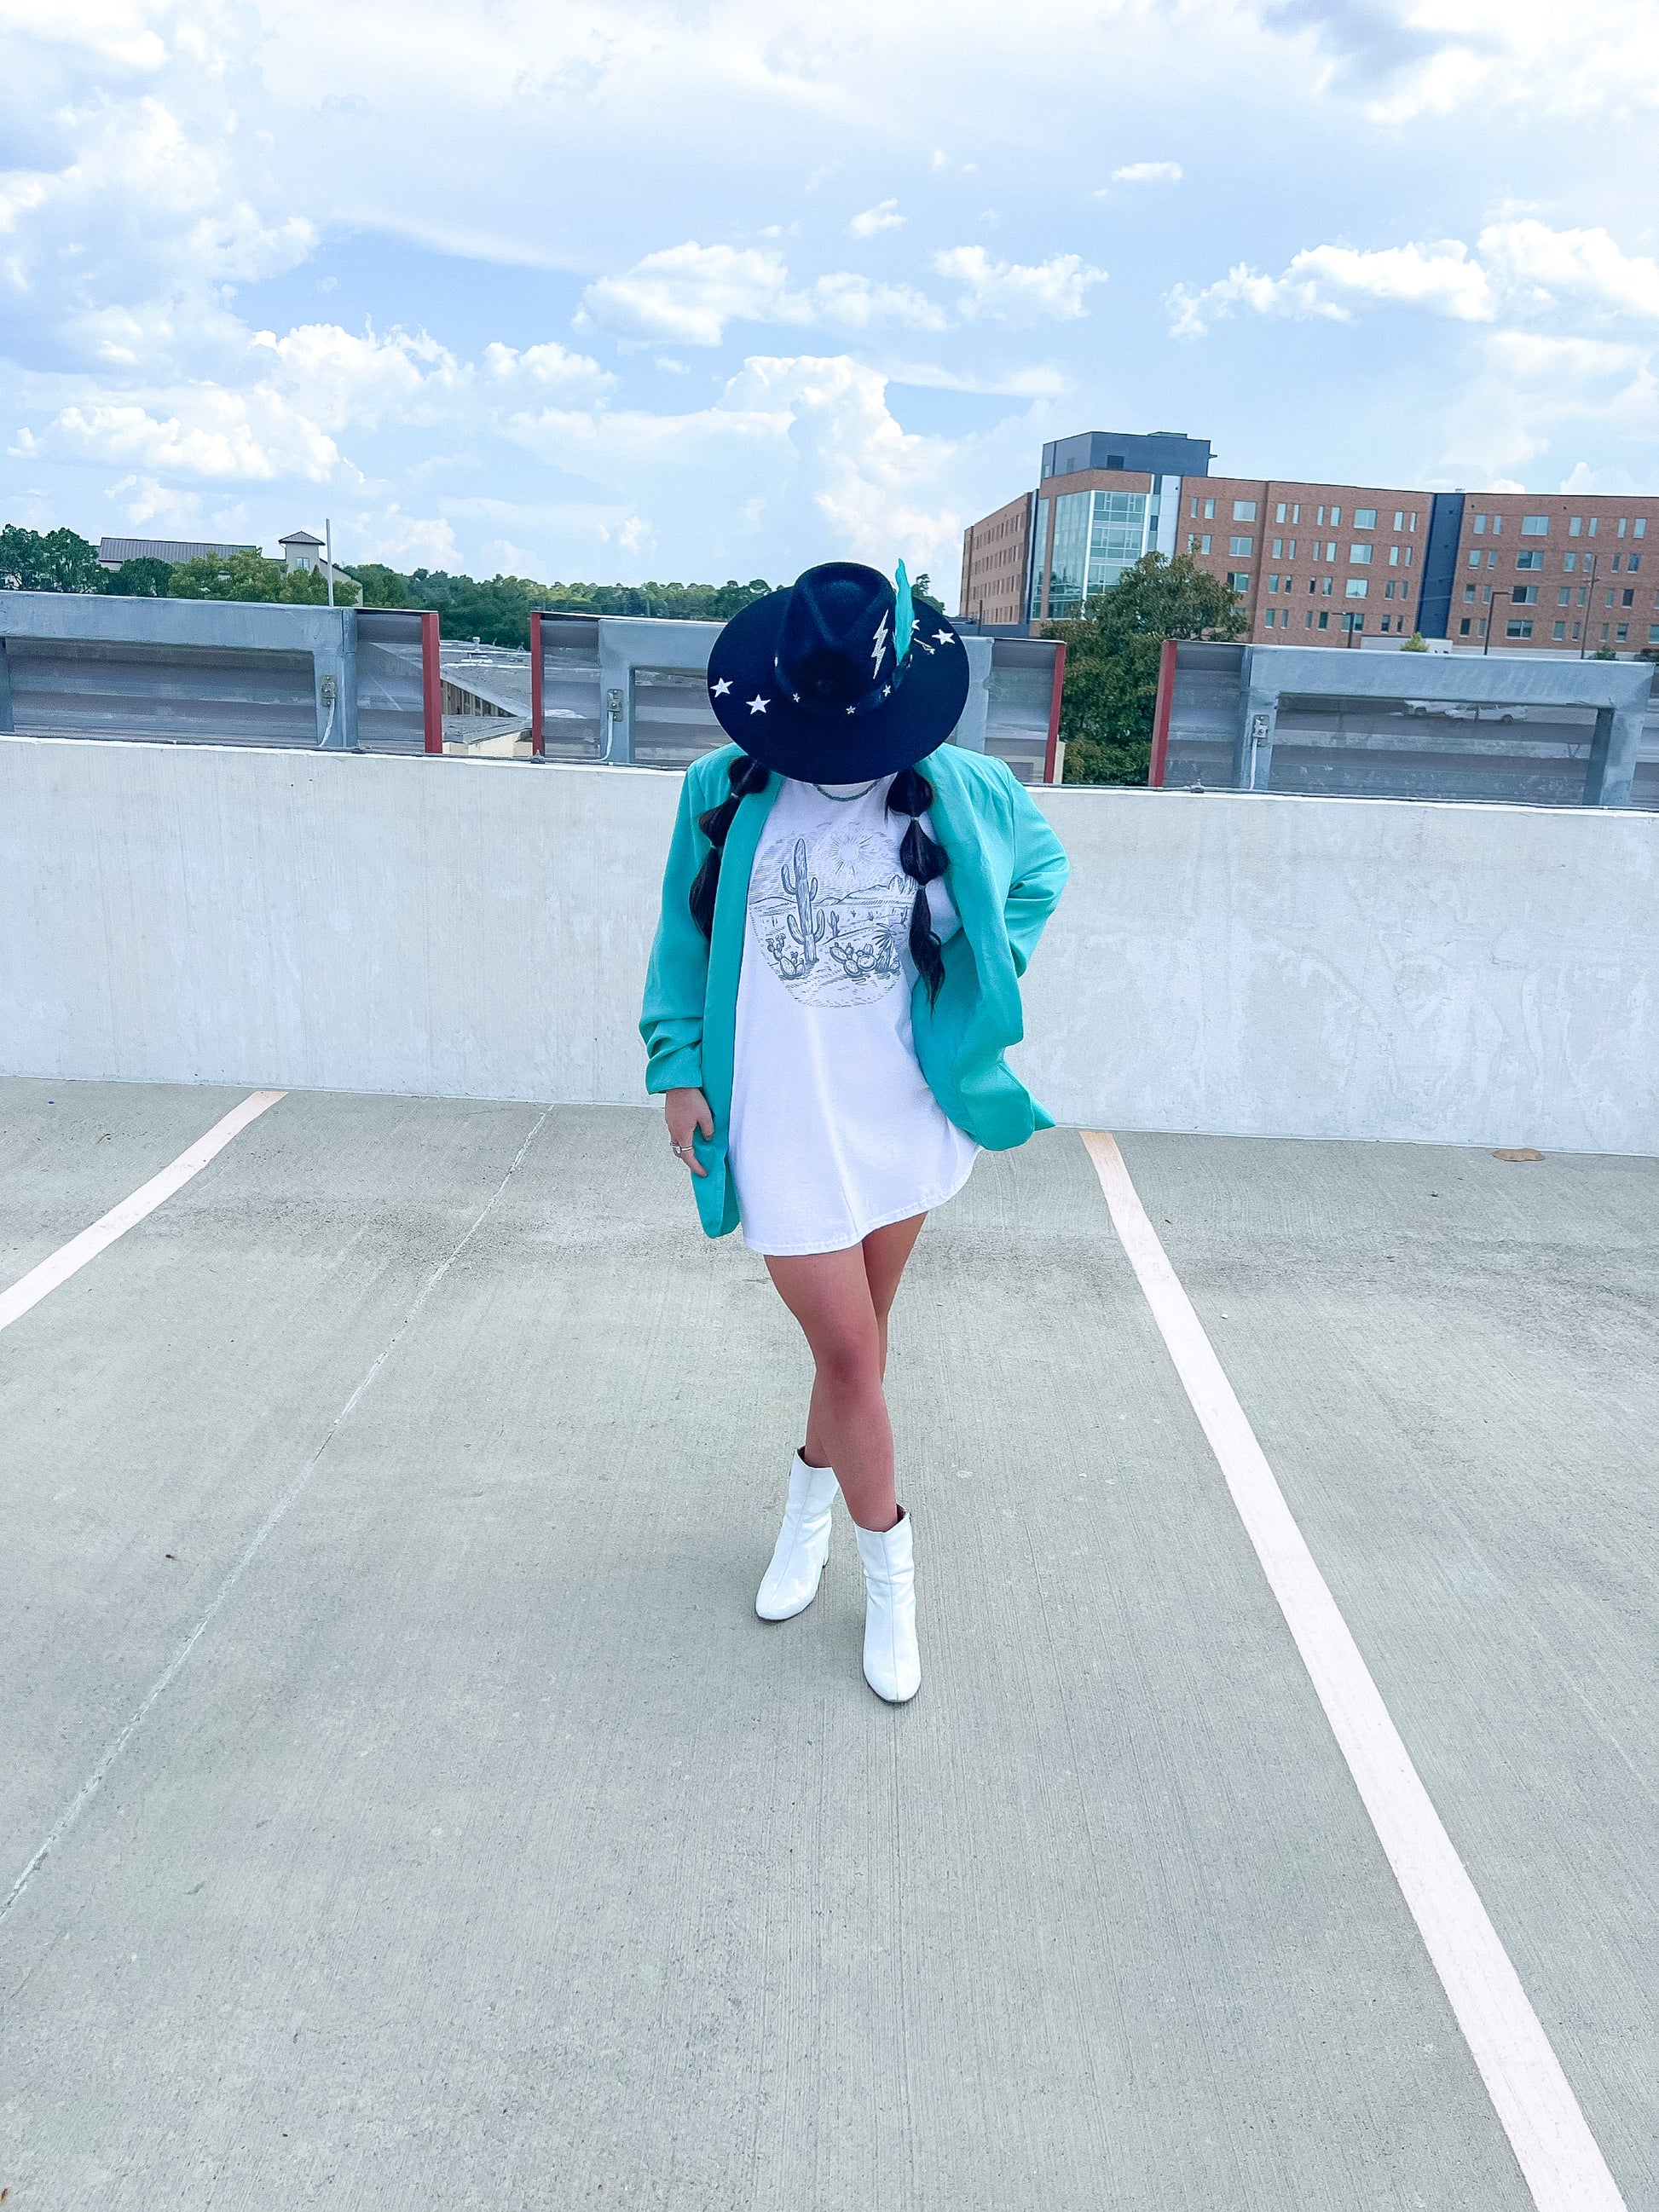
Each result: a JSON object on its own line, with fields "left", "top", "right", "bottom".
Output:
{"left": 861, "top": 1212, "right": 927, "bottom": 1377}
{"left": 766, "top": 1245, "right": 897, "bottom": 1532}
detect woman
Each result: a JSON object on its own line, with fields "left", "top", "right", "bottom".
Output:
{"left": 640, "top": 560, "right": 1067, "bottom": 1703}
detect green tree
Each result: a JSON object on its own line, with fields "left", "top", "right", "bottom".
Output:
{"left": 910, "top": 572, "right": 945, "bottom": 613}
{"left": 347, "top": 563, "right": 409, "bottom": 608}
{"left": 102, "top": 556, "right": 173, "bottom": 598}
{"left": 1043, "top": 552, "right": 1248, "bottom": 784}
{"left": 0, "top": 523, "right": 102, "bottom": 593}
{"left": 167, "top": 550, "right": 329, "bottom": 604}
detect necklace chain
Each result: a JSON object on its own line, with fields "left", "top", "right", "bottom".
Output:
{"left": 811, "top": 777, "right": 881, "bottom": 802}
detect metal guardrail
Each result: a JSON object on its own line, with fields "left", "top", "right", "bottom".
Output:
{"left": 0, "top": 593, "right": 1066, "bottom": 782}
{"left": 1150, "top": 639, "right": 1659, "bottom": 808}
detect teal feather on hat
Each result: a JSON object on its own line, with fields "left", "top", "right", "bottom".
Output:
{"left": 894, "top": 559, "right": 915, "bottom": 662}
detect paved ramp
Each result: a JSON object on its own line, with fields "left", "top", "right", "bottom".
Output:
{"left": 1, "top": 1084, "right": 1653, "bottom": 2209}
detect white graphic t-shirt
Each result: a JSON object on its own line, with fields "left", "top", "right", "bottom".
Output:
{"left": 728, "top": 774, "right": 980, "bottom": 1256}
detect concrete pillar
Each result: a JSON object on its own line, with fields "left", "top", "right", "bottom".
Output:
{"left": 1582, "top": 699, "right": 1644, "bottom": 807}
{"left": 313, "top": 609, "right": 359, "bottom": 751}
{"left": 0, "top": 639, "right": 13, "bottom": 736}
{"left": 1234, "top": 658, "right": 1280, "bottom": 791}
{"left": 951, "top": 636, "right": 992, "bottom": 752}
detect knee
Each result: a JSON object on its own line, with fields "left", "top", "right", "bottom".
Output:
{"left": 814, "top": 1324, "right": 881, "bottom": 1395}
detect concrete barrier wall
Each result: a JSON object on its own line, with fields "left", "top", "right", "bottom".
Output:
{"left": 4, "top": 736, "right": 1656, "bottom": 1154}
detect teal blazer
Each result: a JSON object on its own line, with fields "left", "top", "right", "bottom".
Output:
{"left": 639, "top": 743, "right": 1070, "bottom": 1239}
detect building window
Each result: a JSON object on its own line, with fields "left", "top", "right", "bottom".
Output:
{"left": 1636, "top": 519, "right": 1648, "bottom": 538}
{"left": 1331, "top": 505, "right": 1342, "bottom": 525}
{"left": 1600, "top": 624, "right": 1610, "bottom": 640}
{"left": 1459, "top": 617, "right": 1471, "bottom": 636}
{"left": 1291, "top": 504, "right": 1300, "bottom": 523}
{"left": 1188, "top": 534, "right": 1211, "bottom": 554}
{"left": 1393, "top": 510, "right": 1405, "bottom": 530}
{"left": 1512, "top": 586, "right": 1539, "bottom": 604}
{"left": 1564, "top": 552, "right": 1577, "bottom": 570}
{"left": 1354, "top": 507, "right": 1377, "bottom": 528}
{"left": 1316, "top": 505, "right": 1326, "bottom": 523}
{"left": 1631, "top": 555, "right": 1642, "bottom": 573}
{"left": 1263, "top": 608, "right": 1275, "bottom": 627}
{"left": 1569, "top": 516, "right": 1582, "bottom": 535}
{"left": 1321, "top": 576, "right": 1332, "bottom": 596}
{"left": 1267, "top": 574, "right": 1279, "bottom": 593}
{"left": 1226, "top": 572, "right": 1251, "bottom": 591}
{"left": 1553, "top": 622, "right": 1566, "bottom": 639}
{"left": 1275, "top": 502, "right": 1287, "bottom": 523}
{"left": 1467, "top": 552, "right": 1483, "bottom": 569}
{"left": 1389, "top": 545, "right": 1401, "bottom": 565}
{"left": 1405, "top": 547, "right": 1413, "bottom": 564}
{"left": 1317, "top": 610, "right": 1329, "bottom": 628}
{"left": 1204, "top": 498, "right": 1216, "bottom": 519}
{"left": 1558, "top": 587, "right": 1571, "bottom": 605}
{"left": 1622, "top": 588, "right": 1636, "bottom": 607}
{"left": 1473, "top": 513, "right": 1487, "bottom": 533}
{"left": 1384, "top": 580, "right": 1396, "bottom": 598}
{"left": 1321, "top": 541, "right": 1335, "bottom": 561}
{"left": 1348, "top": 543, "right": 1372, "bottom": 565}
{"left": 1233, "top": 500, "right": 1257, "bottom": 521}
{"left": 1045, "top": 491, "right": 1093, "bottom": 617}
{"left": 1026, "top": 495, "right": 1049, "bottom": 620}
{"left": 1650, "top": 626, "right": 1659, "bottom": 644}
{"left": 1613, "top": 554, "right": 1622, "bottom": 572}
{"left": 1522, "top": 515, "right": 1548, "bottom": 535}
{"left": 1286, "top": 538, "right": 1298, "bottom": 558}
{"left": 1344, "top": 578, "right": 1367, "bottom": 598}
{"left": 1619, "top": 517, "right": 1629, "bottom": 537}
{"left": 1516, "top": 551, "right": 1543, "bottom": 569}
{"left": 1617, "top": 624, "right": 1629, "bottom": 641}
{"left": 1229, "top": 534, "right": 1253, "bottom": 554}
{"left": 1577, "top": 587, "right": 1587, "bottom": 605}
{"left": 1587, "top": 517, "right": 1598, "bottom": 535}
{"left": 1271, "top": 537, "right": 1283, "bottom": 557}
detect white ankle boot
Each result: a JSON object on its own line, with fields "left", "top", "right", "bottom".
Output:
{"left": 854, "top": 1510, "right": 921, "bottom": 1703}
{"left": 755, "top": 1452, "right": 838, "bottom": 1621}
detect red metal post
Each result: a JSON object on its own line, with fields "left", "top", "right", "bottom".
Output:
{"left": 1043, "top": 639, "right": 1067, "bottom": 784}
{"left": 420, "top": 610, "right": 442, "bottom": 754}
{"left": 529, "top": 609, "right": 545, "bottom": 759}
{"left": 1148, "top": 636, "right": 1178, "bottom": 787}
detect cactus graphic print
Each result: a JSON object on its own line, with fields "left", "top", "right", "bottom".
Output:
{"left": 728, "top": 773, "right": 979, "bottom": 1256}
{"left": 751, "top": 820, "right": 915, "bottom": 1007}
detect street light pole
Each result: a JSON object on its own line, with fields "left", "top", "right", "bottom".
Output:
{"left": 1578, "top": 549, "right": 1599, "bottom": 657}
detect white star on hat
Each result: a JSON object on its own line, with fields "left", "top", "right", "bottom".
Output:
{"left": 933, "top": 628, "right": 954, "bottom": 645}
{"left": 747, "top": 694, "right": 770, "bottom": 714}
{"left": 711, "top": 676, "right": 731, "bottom": 697}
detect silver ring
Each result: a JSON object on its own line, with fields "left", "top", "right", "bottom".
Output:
{"left": 670, "top": 1141, "right": 686, "bottom": 1156}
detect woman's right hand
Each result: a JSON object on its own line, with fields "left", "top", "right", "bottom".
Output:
{"left": 665, "top": 1087, "right": 713, "bottom": 1176}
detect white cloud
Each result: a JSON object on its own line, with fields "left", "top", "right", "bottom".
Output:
{"left": 1476, "top": 221, "right": 1659, "bottom": 320}
{"left": 483, "top": 338, "right": 614, "bottom": 392}
{"left": 933, "top": 246, "right": 1107, "bottom": 323}
{"left": 581, "top": 244, "right": 789, "bottom": 345}
{"left": 251, "top": 321, "right": 462, "bottom": 430}
{"left": 849, "top": 199, "right": 904, "bottom": 237}
{"left": 578, "top": 240, "right": 945, "bottom": 344}
{"left": 1169, "top": 239, "right": 1496, "bottom": 335}
{"left": 19, "top": 390, "right": 339, "bottom": 480}
{"left": 1109, "top": 161, "right": 1182, "bottom": 184}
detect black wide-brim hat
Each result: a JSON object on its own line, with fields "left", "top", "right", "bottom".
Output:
{"left": 706, "top": 561, "right": 970, "bottom": 782}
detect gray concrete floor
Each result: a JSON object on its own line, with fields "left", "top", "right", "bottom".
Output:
{"left": 0, "top": 1083, "right": 1652, "bottom": 2210}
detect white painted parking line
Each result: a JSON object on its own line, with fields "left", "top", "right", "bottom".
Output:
{"left": 0, "top": 1089, "right": 286, "bottom": 1337}
{"left": 1081, "top": 1129, "right": 1627, "bottom": 2212}
{"left": 0, "top": 1106, "right": 549, "bottom": 1930}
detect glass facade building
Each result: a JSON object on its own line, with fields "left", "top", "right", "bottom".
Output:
{"left": 1031, "top": 488, "right": 1154, "bottom": 618}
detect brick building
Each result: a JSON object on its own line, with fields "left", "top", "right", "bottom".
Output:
{"left": 961, "top": 433, "right": 1659, "bottom": 654}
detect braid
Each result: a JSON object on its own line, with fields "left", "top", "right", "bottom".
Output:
{"left": 689, "top": 752, "right": 770, "bottom": 939}
{"left": 886, "top": 765, "right": 947, "bottom": 1004}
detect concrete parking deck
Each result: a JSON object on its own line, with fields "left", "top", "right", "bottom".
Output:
{"left": 2, "top": 1081, "right": 1654, "bottom": 2209}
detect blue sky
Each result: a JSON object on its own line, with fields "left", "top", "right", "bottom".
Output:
{"left": 3, "top": 0, "right": 1658, "bottom": 591}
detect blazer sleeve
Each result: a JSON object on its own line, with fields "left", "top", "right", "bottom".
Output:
{"left": 999, "top": 764, "right": 1069, "bottom": 977}
{"left": 639, "top": 771, "right": 713, "bottom": 1094}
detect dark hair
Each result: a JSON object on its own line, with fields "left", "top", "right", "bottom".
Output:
{"left": 886, "top": 764, "right": 947, "bottom": 1004}
{"left": 689, "top": 751, "right": 772, "bottom": 939}
{"left": 690, "top": 755, "right": 949, "bottom": 1003}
